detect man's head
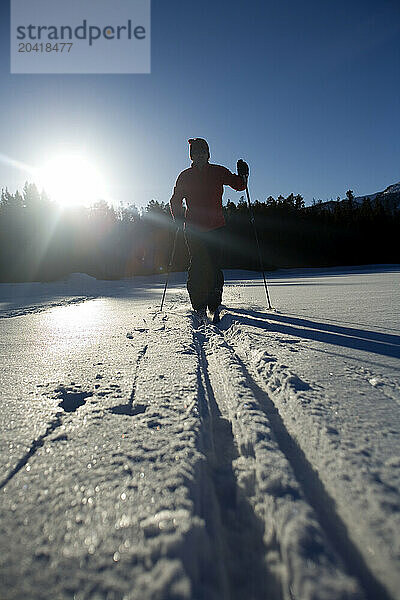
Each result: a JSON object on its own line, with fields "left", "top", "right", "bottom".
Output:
{"left": 188, "top": 138, "right": 210, "bottom": 167}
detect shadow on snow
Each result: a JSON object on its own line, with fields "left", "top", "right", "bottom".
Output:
{"left": 224, "top": 308, "right": 400, "bottom": 360}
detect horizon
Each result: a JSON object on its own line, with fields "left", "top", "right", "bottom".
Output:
{"left": 2, "top": 175, "right": 398, "bottom": 213}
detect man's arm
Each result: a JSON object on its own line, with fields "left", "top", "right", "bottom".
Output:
{"left": 169, "top": 173, "right": 186, "bottom": 225}
{"left": 221, "top": 165, "right": 247, "bottom": 192}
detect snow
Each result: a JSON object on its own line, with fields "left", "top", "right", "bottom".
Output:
{"left": 353, "top": 180, "right": 400, "bottom": 202}
{"left": 383, "top": 182, "right": 400, "bottom": 195}
{"left": 0, "top": 265, "right": 399, "bottom": 600}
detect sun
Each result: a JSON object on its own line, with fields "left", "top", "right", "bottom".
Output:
{"left": 36, "top": 153, "right": 106, "bottom": 207}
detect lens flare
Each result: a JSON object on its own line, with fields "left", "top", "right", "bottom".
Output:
{"left": 36, "top": 154, "right": 106, "bottom": 207}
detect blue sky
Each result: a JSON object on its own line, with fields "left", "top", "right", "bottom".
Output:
{"left": 0, "top": 0, "right": 399, "bottom": 207}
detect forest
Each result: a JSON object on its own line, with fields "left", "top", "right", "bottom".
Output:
{"left": 0, "top": 182, "right": 399, "bottom": 282}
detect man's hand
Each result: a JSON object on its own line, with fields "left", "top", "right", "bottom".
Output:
{"left": 237, "top": 159, "right": 249, "bottom": 179}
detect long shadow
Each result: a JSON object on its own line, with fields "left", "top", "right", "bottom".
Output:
{"left": 193, "top": 329, "right": 276, "bottom": 599}
{"left": 224, "top": 308, "right": 400, "bottom": 360}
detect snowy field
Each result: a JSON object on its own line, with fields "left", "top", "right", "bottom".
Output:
{"left": 0, "top": 265, "right": 399, "bottom": 600}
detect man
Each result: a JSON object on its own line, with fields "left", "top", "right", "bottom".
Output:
{"left": 169, "top": 137, "right": 249, "bottom": 322}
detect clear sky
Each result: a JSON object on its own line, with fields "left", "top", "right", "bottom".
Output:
{"left": 0, "top": 0, "right": 399, "bottom": 207}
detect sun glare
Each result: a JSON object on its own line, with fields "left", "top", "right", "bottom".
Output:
{"left": 36, "top": 154, "right": 106, "bottom": 208}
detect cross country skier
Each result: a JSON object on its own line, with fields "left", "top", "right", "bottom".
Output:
{"left": 169, "top": 137, "right": 249, "bottom": 323}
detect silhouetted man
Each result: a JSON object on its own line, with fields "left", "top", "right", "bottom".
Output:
{"left": 170, "top": 137, "right": 248, "bottom": 322}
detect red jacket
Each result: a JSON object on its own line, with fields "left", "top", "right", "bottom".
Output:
{"left": 170, "top": 163, "right": 246, "bottom": 231}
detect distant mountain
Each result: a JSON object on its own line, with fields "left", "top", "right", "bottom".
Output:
{"left": 382, "top": 182, "right": 400, "bottom": 195}
{"left": 314, "top": 181, "right": 400, "bottom": 214}
{"left": 354, "top": 181, "right": 400, "bottom": 202}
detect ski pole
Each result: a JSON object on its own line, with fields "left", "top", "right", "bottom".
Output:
{"left": 160, "top": 226, "right": 180, "bottom": 311}
{"left": 244, "top": 180, "right": 273, "bottom": 310}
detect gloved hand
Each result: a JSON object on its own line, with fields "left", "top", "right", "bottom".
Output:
{"left": 237, "top": 159, "right": 249, "bottom": 179}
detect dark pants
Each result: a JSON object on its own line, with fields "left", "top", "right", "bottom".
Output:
{"left": 184, "top": 226, "right": 224, "bottom": 311}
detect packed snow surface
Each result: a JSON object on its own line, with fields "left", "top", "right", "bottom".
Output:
{"left": 0, "top": 265, "right": 399, "bottom": 600}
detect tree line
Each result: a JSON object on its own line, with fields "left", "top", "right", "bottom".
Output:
{"left": 0, "top": 182, "right": 398, "bottom": 282}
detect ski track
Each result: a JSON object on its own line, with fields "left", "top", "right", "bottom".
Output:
{"left": 187, "top": 315, "right": 365, "bottom": 600}
{"left": 192, "top": 327, "right": 274, "bottom": 600}
{"left": 203, "top": 308, "right": 399, "bottom": 600}
{"left": 1, "top": 293, "right": 398, "bottom": 600}
{"left": 192, "top": 313, "right": 392, "bottom": 600}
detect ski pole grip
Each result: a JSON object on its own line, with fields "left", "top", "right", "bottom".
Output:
{"left": 237, "top": 159, "right": 249, "bottom": 178}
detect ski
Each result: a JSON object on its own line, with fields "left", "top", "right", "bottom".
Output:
{"left": 192, "top": 306, "right": 227, "bottom": 328}
{"left": 192, "top": 308, "right": 209, "bottom": 327}
{"left": 209, "top": 307, "right": 221, "bottom": 325}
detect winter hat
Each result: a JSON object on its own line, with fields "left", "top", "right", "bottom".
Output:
{"left": 188, "top": 138, "right": 210, "bottom": 158}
